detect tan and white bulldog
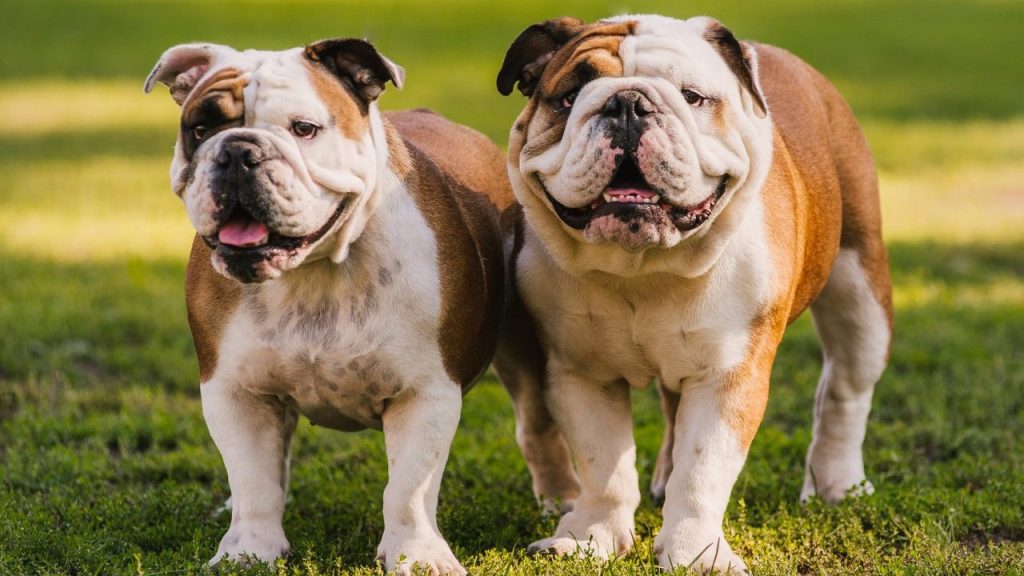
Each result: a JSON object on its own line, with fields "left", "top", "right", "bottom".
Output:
{"left": 496, "top": 15, "right": 893, "bottom": 572}
{"left": 145, "top": 38, "right": 515, "bottom": 574}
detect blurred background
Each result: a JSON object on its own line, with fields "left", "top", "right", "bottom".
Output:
{"left": 1, "top": 1, "right": 1021, "bottom": 574}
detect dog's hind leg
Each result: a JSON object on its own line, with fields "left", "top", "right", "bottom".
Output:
{"left": 802, "top": 244, "right": 892, "bottom": 503}
{"left": 801, "top": 98, "right": 893, "bottom": 503}
{"left": 494, "top": 296, "right": 580, "bottom": 514}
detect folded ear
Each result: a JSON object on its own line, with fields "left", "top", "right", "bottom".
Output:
{"left": 144, "top": 43, "right": 236, "bottom": 106}
{"left": 704, "top": 21, "right": 768, "bottom": 118}
{"left": 497, "top": 17, "right": 586, "bottom": 97}
{"left": 304, "top": 38, "right": 404, "bottom": 102}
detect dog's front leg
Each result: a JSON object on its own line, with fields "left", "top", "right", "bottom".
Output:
{"left": 653, "top": 364, "right": 772, "bottom": 574}
{"left": 202, "top": 379, "right": 294, "bottom": 565}
{"left": 376, "top": 383, "right": 466, "bottom": 576}
{"left": 527, "top": 367, "right": 639, "bottom": 559}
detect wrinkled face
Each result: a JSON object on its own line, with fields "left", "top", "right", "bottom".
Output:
{"left": 147, "top": 40, "right": 402, "bottom": 283}
{"left": 503, "top": 15, "right": 772, "bottom": 268}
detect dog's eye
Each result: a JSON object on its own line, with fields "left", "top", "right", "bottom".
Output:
{"left": 193, "top": 125, "right": 208, "bottom": 140}
{"left": 291, "top": 120, "right": 321, "bottom": 139}
{"left": 558, "top": 90, "right": 580, "bottom": 112}
{"left": 681, "top": 89, "right": 707, "bottom": 107}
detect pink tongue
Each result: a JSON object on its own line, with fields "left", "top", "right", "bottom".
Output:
{"left": 218, "top": 216, "right": 269, "bottom": 247}
{"left": 607, "top": 187, "right": 657, "bottom": 199}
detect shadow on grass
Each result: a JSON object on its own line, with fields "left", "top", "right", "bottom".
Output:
{"left": 0, "top": 127, "right": 174, "bottom": 162}
{"left": 888, "top": 240, "right": 1024, "bottom": 284}
{"left": 0, "top": 253, "right": 194, "bottom": 391}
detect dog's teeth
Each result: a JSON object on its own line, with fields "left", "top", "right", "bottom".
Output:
{"left": 603, "top": 193, "right": 612, "bottom": 203}
{"left": 651, "top": 195, "right": 660, "bottom": 203}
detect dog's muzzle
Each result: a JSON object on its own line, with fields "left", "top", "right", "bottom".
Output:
{"left": 200, "top": 133, "right": 347, "bottom": 283}
{"left": 544, "top": 87, "right": 729, "bottom": 235}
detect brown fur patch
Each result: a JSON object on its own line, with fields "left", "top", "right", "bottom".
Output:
{"left": 185, "top": 236, "right": 241, "bottom": 382}
{"left": 384, "top": 115, "right": 413, "bottom": 179}
{"left": 304, "top": 61, "right": 369, "bottom": 141}
{"left": 763, "top": 129, "right": 842, "bottom": 325}
{"left": 386, "top": 110, "right": 511, "bottom": 388}
{"left": 181, "top": 67, "right": 246, "bottom": 119}
{"left": 537, "top": 21, "right": 633, "bottom": 99}
{"left": 180, "top": 67, "right": 246, "bottom": 159}
{"left": 721, "top": 302, "right": 787, "bottom": 450}
{"left": 754, "top": 42, "right": 892, "bottom": 331}
{"left": 387, "top": 109, "right": 515, "bottom": 212}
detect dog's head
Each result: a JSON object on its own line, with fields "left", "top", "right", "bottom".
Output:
{"left": 498, "top": 15, "right": 773, "bottom": 277}
{"left": 146, "top": 39, "right": 404, "bottom": 283}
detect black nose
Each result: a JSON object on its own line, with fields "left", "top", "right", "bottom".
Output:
{"left": 600, "top": 90, "right": 657, "bottom": 120}
{"left": 216, "top": 140, "right": 265, "bottom": 171}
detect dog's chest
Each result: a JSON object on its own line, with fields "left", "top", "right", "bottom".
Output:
{"left": 217, "top": 207, "right": 444, "bottom": 430}
{"left": 523, "top": 240, "right": 772, "bottom": 391}
{"left": 245, "top": 280, "right": 400, "bottom": 430}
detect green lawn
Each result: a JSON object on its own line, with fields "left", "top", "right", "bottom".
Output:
{"left": 1, "top": 0, "right": 1023, "bottom": 574}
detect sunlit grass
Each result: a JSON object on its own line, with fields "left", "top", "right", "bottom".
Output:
{"left": 880, "top": 165, "right": 1024, "bottom": 243}
{"left": 0, "top": 156, "right": 192, "bottom": 261}
{"left": 0, "top": 81, "right": 177, "bottom": 136}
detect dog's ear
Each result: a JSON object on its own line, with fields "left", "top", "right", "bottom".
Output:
{"left": 704, "top": 21, "right": 767, "bottom": 118}
{"left": 304, "top": 38, "right": 405, "bottom": 102}
{"left": 144, "top": 43, "right": 234, "bottom": 106}
{"left": 497, "top": 17, "right": 586, "bottom": 97}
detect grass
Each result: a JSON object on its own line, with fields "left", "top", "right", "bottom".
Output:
{"left": 1, "top": 0, "right": 1023, "bottom": 574}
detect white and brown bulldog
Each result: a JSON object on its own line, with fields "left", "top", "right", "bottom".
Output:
{"left": 496, "top": 15, "right": 894, "bottom": 572}
{"left": 145, "top": 38, "right": 515, "bottom": 574}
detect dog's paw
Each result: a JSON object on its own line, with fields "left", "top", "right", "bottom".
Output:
{"left": 526, "top": 508, "right": 634, "bottom": 559}
{"left": 209, "top": 524, "right": 289, "bottom": 566}
{"left": 801, "top": 458, "right": 874, "bottom": 504}
{"left": 376, "top": 532, "right": 466, "bottom": 576}
{"left": 654, "top": 532, "right": 747, "bottom": 575}
{"left": 527, "top": 536, "right": 609, "bottom": 559}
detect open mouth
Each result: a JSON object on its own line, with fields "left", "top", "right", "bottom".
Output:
{"left": 203, "top": 200, "right": 348, "bottom": 256}
{"left": 544, "top": 156, "right": 728, "bottom": 232}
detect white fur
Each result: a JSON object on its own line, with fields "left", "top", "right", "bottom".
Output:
{"left": 525, "top": 366, "right": 639, "bottom": 559}
{"left": 655, "top": 385, "right": 748, "bottom": 573}
{"left": 802, "top": 249, "right": 889, "bottom": 503}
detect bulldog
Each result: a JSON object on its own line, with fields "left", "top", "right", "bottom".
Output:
{"left": 495, "top": 15, "right": 893, "bottom": 573}
{"left": 144, "top": 38, "right": 515, "bottom": 574}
